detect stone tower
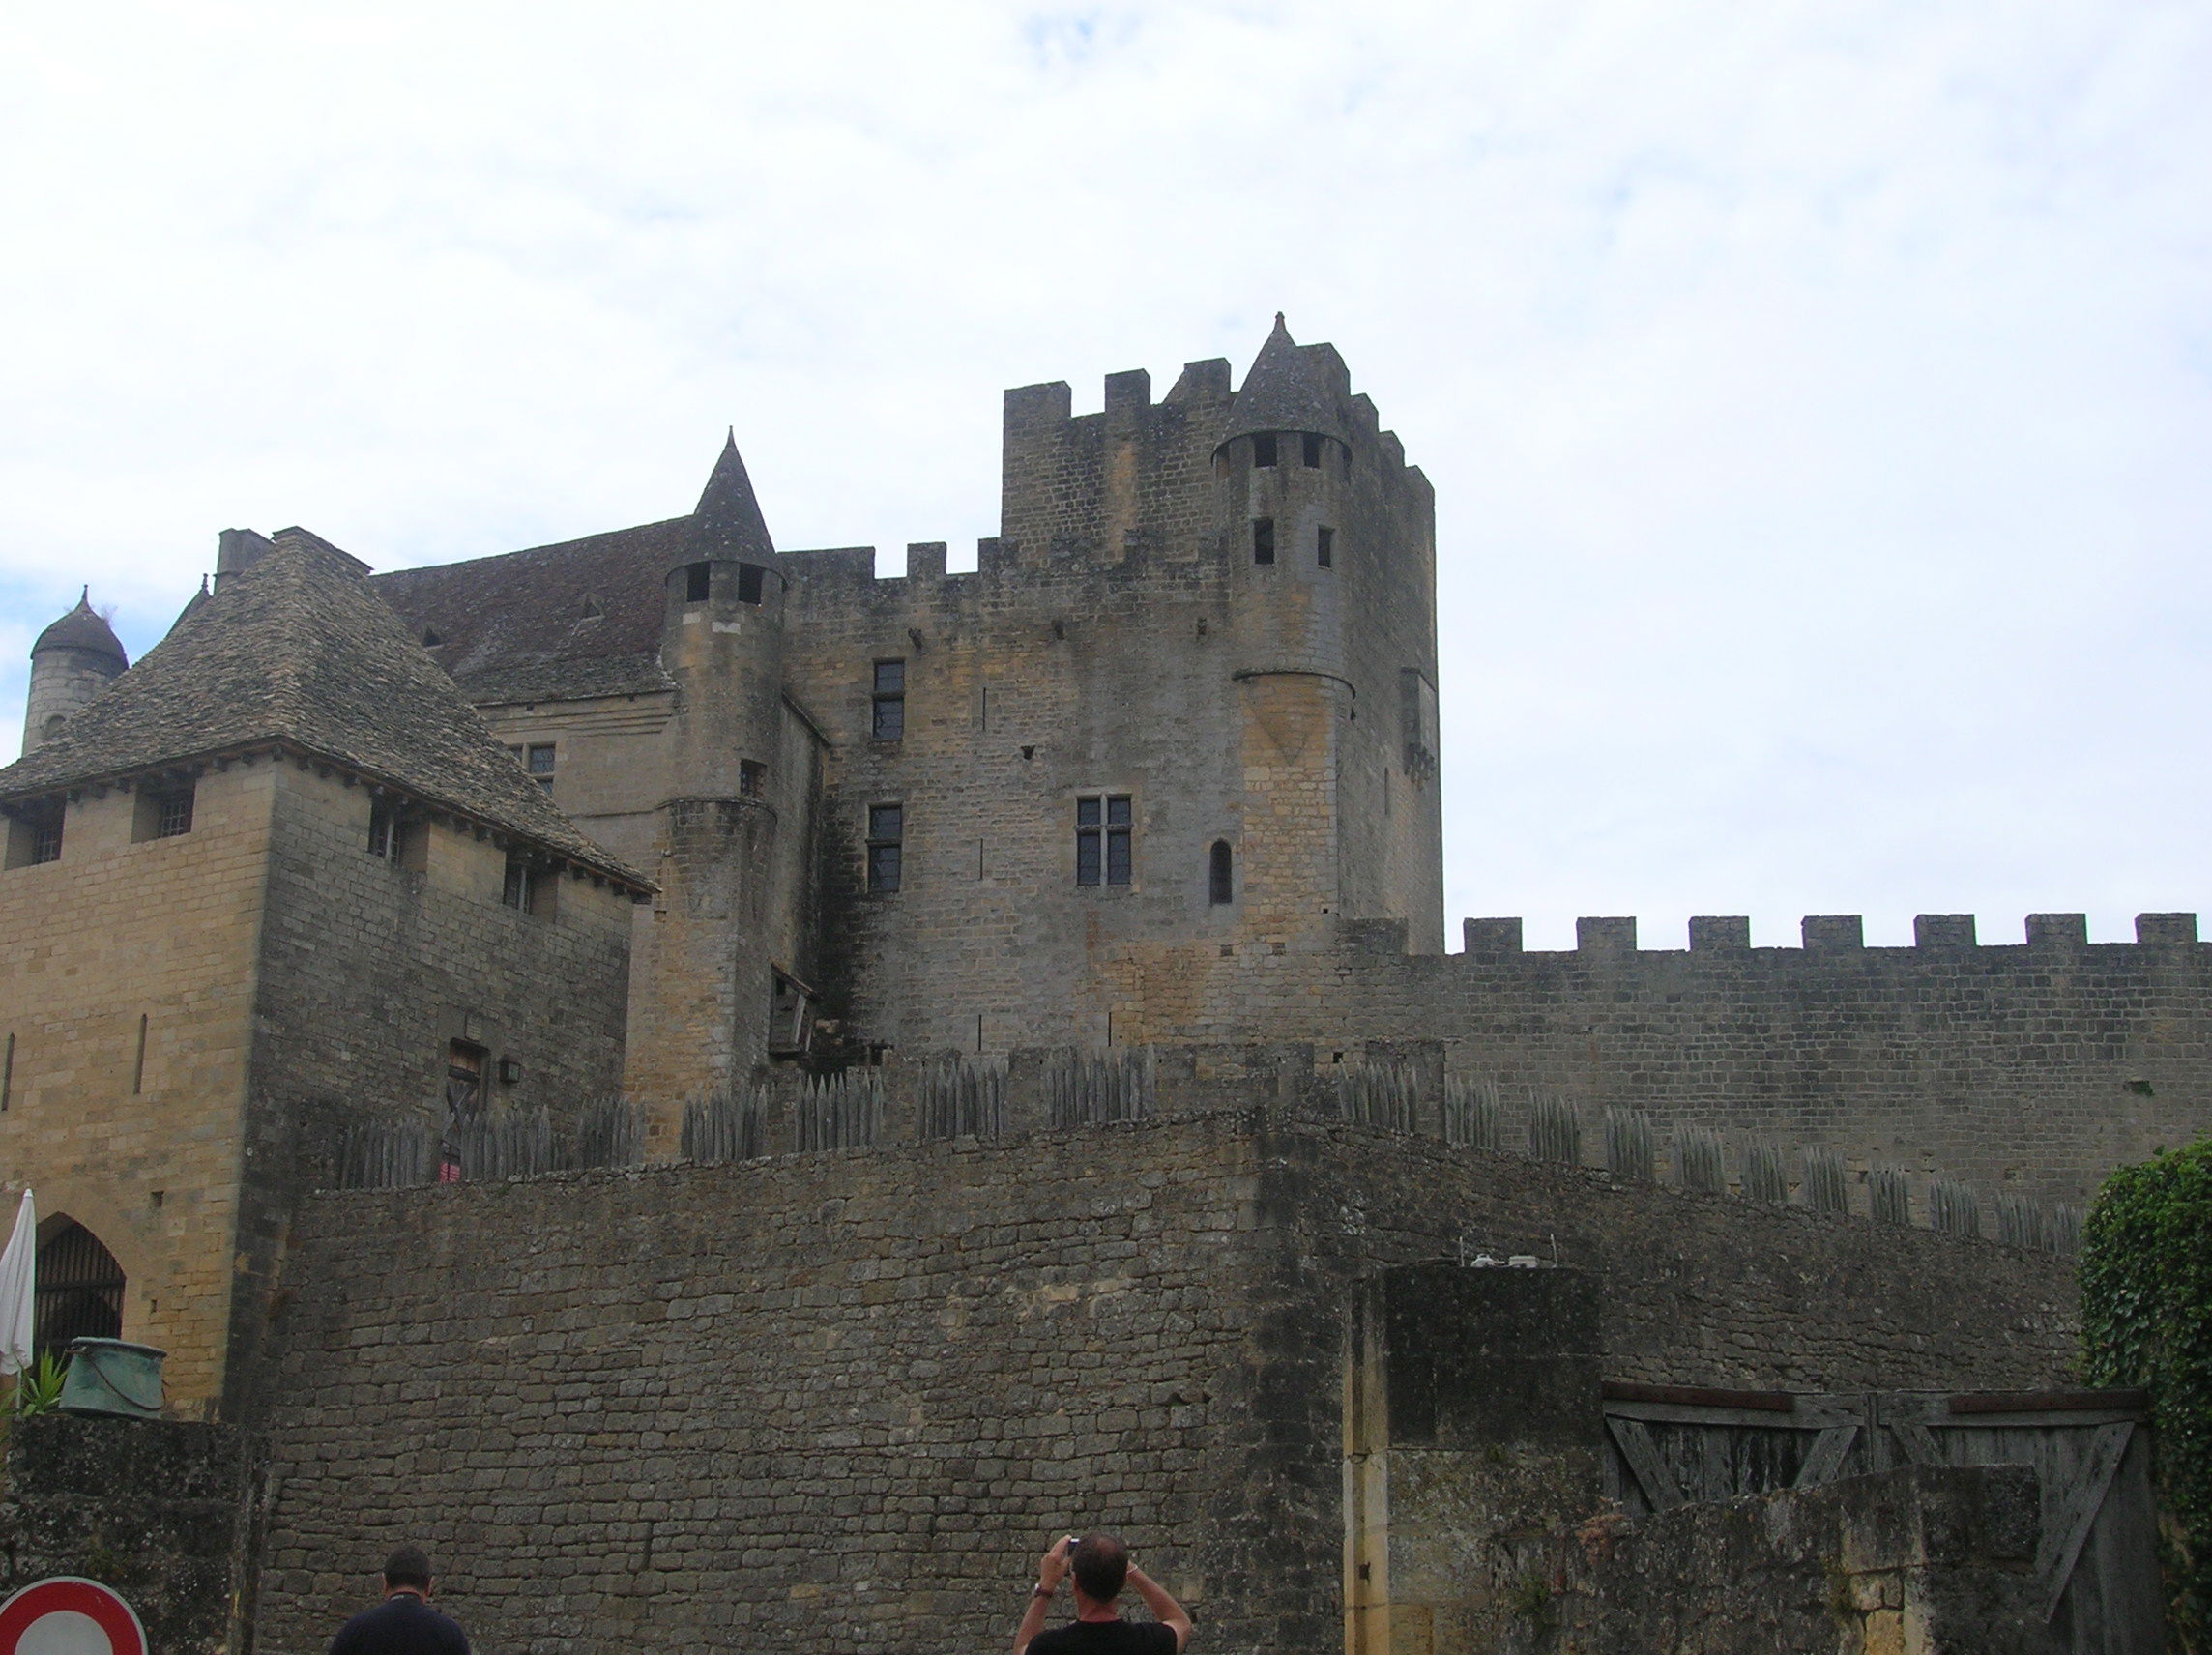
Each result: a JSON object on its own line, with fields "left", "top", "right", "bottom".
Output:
{"left": 22, "top": 590, "right": 127, "bottom": 753}
{"left": 626, "top": 435, "right": 806, "bottom": 1103}
{"left": 1203, "top": 316, "right": 1442, "bottom": 956}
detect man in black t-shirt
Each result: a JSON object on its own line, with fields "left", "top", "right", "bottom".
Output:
{"left": 329, "top": 1545, "right": 471, "bottom": 1655}
{"left": 1014, "top": 1531, "right": 1191, "bottom": 1655}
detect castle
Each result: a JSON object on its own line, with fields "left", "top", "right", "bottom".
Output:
{"left": 0, "top": 322, "right": 2189, "bottom": 1650}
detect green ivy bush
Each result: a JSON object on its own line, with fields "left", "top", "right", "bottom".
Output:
{"left": 2081, "top": 1135, "right": 2212, "bottom": 1653}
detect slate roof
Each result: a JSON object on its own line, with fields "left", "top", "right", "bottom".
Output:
{"left": 372, "top": 517, "right": 686, "bottom": 705}
{"left": 0, "top": 532, "right": 649, "bottom": 889}
{"left": 686, "top": 431, "right": 777, "bottom": 562}
{"left": 1220, "top": 314, "right": 1352, "bottom": 448}
{"left": 368, "top": 434, "right": 778, "bottom": 706}
{"left": 32, "top": 590, "right": 129, "bottom": 666}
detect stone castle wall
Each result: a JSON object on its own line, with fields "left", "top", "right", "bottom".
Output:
{"left": 228, "top": 762, "right": 636, "bottom": 1410}
{"left": 249, "top": 1098, "right": 2074, "bottom": 1654}
{"left": 1098, "top": 914, "right": 2212, "bottom": 1208}
{"left": 0, "top": 756, "right": 637, "bottom": 1414}
{"left": 0, "top": 767, "right": 272, "bottom": 1411}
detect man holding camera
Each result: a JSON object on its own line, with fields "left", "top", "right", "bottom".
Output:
{"left": 1014, "top": 1532, "right": 1192, "bottom": 1655}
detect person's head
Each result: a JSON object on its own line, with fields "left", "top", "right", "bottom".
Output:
{"left": 1069, "top": 1533, "right": 1128, "bottom": 1605}
{"left": 382, "top": 1546, "right": 433, "bottom": 1596}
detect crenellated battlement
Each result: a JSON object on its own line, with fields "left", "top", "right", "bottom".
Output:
{"left": 1458, "top": 911, "right": 2200, "bottom": 955}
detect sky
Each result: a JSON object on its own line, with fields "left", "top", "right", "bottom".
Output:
{"left": 3, "top": 1, "right": 2208, "bottom": 949}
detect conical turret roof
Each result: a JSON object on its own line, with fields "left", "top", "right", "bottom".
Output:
{"left": 684, "top": 430, "right": 776, "bottom": 563}
{"left": 0, "top": 534, "right": 647, "bottom": 889}
{"left": 32, "top": 589, "right": 128, "bottom": 668}
{"left": 168, "top": 576, "right": 211, "bottom": 635}
{"left": 1220, "top": 314, "right": 1350, "bottom": 449}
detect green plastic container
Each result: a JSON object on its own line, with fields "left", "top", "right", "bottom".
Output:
{"left": 57, "top": 1338, "right": 166, "bottom": 1420}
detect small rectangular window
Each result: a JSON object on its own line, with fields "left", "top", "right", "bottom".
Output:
{"left": 502, "top": 851, "right": 557, "bottom": 916}
{"left": 1076, "top": 794, "right": 1132, "bottom": 887}
{"left": 1302, "top": 433, "right": 1324, "bottom": 468}
{"left": 1252, "top": 433, "right": 1277, "bottom": 468}
{"left": 527, "top": 744, "right": 556, "bottom": 788}
{"left": 368, "top": 798, "right": 398, "bottom": 858}
{"left": 1252, "top": 519, "right": 1275, "bottom": 566}
{"left": 1317, "top": 526, "right": 1334, "bottom": 568}
{"left": 872, "top": 659, "right": 906, "bottom": 740}
{"left": 684, "top": 562, "right": 712, "bottom": 602}
{"left": 740, "top": 759, "right": 766, "bottom": 797}
{"left": 737, "top": 563, "right": 765, "bottom": 604}
{"left": 867, "top": 803, "right": 903, "bottom": 893}
{"left": 5, "top": 804, "right": 64, "bottom": 869}
{"left": 132, "top": 783, "right": 194, "bottom": 843}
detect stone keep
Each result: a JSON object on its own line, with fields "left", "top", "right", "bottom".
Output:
{"left": 369, "top": 317, "right": 1444, "bottom": 1129}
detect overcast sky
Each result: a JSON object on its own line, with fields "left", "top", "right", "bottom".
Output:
{"left": 4, "top": 2, "right": 2207, "bottom": 949}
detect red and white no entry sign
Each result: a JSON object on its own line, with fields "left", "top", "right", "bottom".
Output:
{"left": 0, "top": 1580, "right": 146, "bottom": 1655}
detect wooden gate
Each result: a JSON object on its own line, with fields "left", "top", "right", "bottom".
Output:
{"left": 1602, "top": 1381, "right": 2161, "bottom": 1654}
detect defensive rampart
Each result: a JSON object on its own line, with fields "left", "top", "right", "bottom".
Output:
{"left": 1099, "top": 914, "right": 2212, "bottom": 1207}
{"left": 252, "top": 1085, "right": 2077, "bottom": 1654}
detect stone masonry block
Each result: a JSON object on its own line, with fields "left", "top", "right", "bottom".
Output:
{"left": 1576, "top": 916, "right": 1637, "bottom": 953}
{"left": 2025, "top": 913, "right": 2088, "bottom": 948}
{"left": 1462, "top": 917, "right": 1524, "bottom": 954}
{"left": 1802, "top": 915, "right": 1865, "bottom": 950}
{"left": 1913, "top": 915, "right": 1977, "bottom": 948}
{"left": 1688, "top": 915, "right": 1750, "bottom": 951}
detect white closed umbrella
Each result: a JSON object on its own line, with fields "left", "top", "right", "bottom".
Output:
{"left": 0, "top": 1189, "right": 36, "bottom": 1375}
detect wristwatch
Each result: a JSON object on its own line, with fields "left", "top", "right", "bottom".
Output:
{"left": 1033, "top": 1584, "right": 1055, "bottom": 1599}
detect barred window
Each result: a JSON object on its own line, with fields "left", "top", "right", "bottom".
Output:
{"left": 526, "top": 743, "right": 556, "bottom": 788}
{"left": 1076, "top": 795, "right": 1132, "bottom": 887}
{"left": 867, "top": 803, "right": 903, "bottom": 894}
{"left": 6, "top": 802, "right": 65, "bottom": 868}
{"left": 132, "top": 783, "right": 194, "bottom": 842}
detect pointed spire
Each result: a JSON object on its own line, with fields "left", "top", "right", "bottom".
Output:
{"left": 1219, "top": 314, "right": 1350, "bottom": 450}
{"left": 685, "top": 429, "right": 776, "bottom": 563}
{"left": 170, "top": 574, "right": 212, "bottom": 634}
{"left": 31, "top": 587, "right": 128, "bottom": 667}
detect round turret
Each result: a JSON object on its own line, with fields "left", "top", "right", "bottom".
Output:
{"left": 24, "top": 588, "right": 128, "bottom": 752}
{"left": 1216, "top": 316, "right": 1353, "bottom": 681}
{"left": 1216, "top": 312, "right": 1352, "bottom": 456}
{"left": 660, "top": 431, "right": 790, "bottom": 798}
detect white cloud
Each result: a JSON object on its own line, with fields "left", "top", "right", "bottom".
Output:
{"left": 3, "top": 0, "right": 2208, "bottom": 948}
